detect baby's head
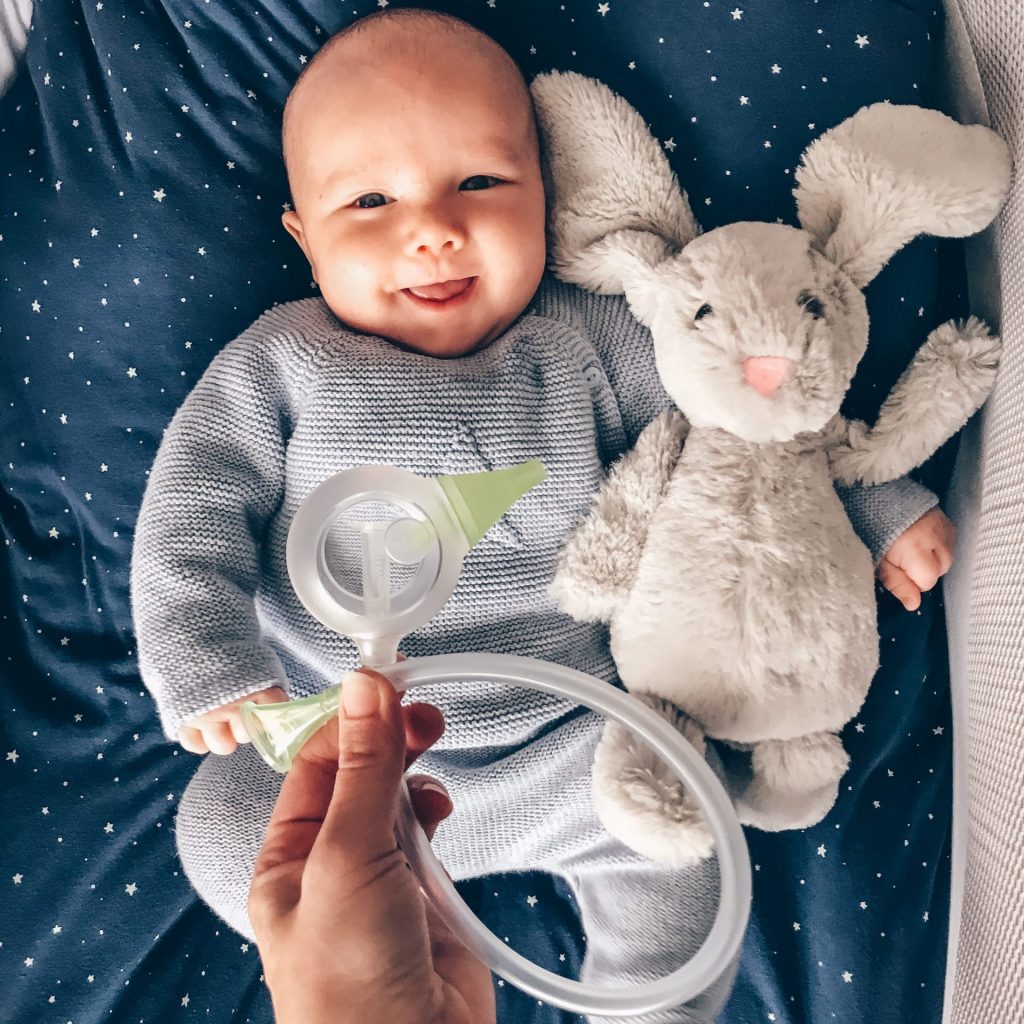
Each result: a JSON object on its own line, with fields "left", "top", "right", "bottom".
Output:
{"left": 281, "top": 10, "right": 546, "bottom": 358}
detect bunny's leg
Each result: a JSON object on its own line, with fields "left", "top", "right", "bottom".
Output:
{"left": 735, "top": 732, "right": 849, "bottom": 832}
{"left": 591, "top": 695, "right": 714, "bottom": 866}
{"left": 829, "top": 317, "right": 1000, "bottom": 487}
{"left": 550, "top": 410, "right": 688, "bottom": 624}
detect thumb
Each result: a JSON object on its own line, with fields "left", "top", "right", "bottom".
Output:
{"left": 313, "top": 670, "right": 406, "bottom": 868}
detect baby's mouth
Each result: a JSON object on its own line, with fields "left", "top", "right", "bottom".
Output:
{"left": 403, "top": 277, "right": 476, "bottom": 303}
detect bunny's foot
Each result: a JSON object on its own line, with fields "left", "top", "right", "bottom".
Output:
{"left": 591, "top": 697, "right": 714, "bottom": 866}
{"left": 737, "top": 731, "right": 849, "bottom": 832}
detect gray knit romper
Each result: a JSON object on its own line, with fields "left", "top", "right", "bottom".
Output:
{"left": 131, "top": 278, "right": 936, "bottom": 1024}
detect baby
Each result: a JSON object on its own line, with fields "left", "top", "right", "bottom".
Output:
{"left": 131, "top": 8, "right": 953, "bottom": 1020}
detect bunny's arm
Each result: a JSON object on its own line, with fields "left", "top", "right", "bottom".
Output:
{"left": 828, "top": 317, "right": 1000, "bottom": 487}
{"left": 550, "top": 410, "right": 688, "bottom": 623}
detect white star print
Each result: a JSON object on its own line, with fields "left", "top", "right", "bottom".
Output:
{"left": 13, "top": 873, "right": 23, "bottom": 883}
{"left": 771, "top": 64, "right": 781, "bottom": 74}
{"left": 182, "top": 994, "right": 190, "bottom": 1007}
{"left": 125, "top": 131, "right": 133, "bottom": 143}
{"left": 153, "top": 188, "right": 166, "bottom": 202}
{"left": 125, "top": 882, "right": 138, "bottom": 896}
{"left": 598, "top": 2, "right": 610, "bottom": 13}
{"left": 731, "top": 7, "right": 743, "bottom": 19}
{"left": 855, "top": 35, "right": 870, "bottom": 48}
{"left": 49, "top": 527, "right": 59, "bottom": 539}
{"left": 526, "top": 895, "right": 538, "bottom": 907}
{"left": 104, "top": 823, "right": 114, "bottom": 834}
{"left": 842, "top": 970, "right": 854, "bottom": 983}
{"left": 739, "top": 95, "right": 750, "bottom": 105}
{"left": 6, "top": 751, "right": 19, "bottom": 763}
{"left": 31, "top": 299, "right": 40, "bottom": 312}
{"left": 817, "top": 844, "right": 827, "bottom": 857}
{"left": 664, "top": 138, "right": 677, "bottom": 151}
{"left": 127, "top": 367, "right": 138, "bottom": 378}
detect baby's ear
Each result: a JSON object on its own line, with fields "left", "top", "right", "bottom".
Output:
{"left": 531, "top": 70, "right": 699, "bottom": 297}
{"left": 794, "top": 103, "right": 1011, "bottom": 288}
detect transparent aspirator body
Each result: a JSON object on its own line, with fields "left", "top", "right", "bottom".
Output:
{"left": 241, "top": 461, "right": 751, "bottom": 1017}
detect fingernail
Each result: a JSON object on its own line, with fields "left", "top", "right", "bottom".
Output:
{"left": 410, "top": 777, "right": 449, "bottom": 799}
{"left": 341, "top": 672, "right": 380, "bottom": 718}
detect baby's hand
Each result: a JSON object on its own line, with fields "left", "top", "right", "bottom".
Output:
{"left": 877, "top": 507, "right": 956, "bottom": 612}
{"left": 178, "top": 686, "right": 289, "bottom": 756}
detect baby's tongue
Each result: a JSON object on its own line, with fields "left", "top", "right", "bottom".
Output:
{"left": 408, "top": 278, "right": 472, "bottom": 301}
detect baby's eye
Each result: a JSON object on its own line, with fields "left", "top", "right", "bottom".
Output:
{"left": 460, "top": 175, "right": 501, "bottom": 191}
{"left": 799, "top": 292, "right": 825, "bottom": 320}
{"left": 353, "top": 192, "right": 392, "bottom": 210}
{"left": 694, "top": 303, "right": 713, "bottom": 322}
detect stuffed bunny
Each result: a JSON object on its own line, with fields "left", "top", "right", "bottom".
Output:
{"left": 534, "top": 71, "right": 1011, "bottom": 866}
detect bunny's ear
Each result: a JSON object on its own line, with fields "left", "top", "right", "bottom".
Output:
{"left": 794, "top": 103, "right": 1011, "bottom": 288}
{"left": 531, "top": 70, "right": 699, "bottom": 301}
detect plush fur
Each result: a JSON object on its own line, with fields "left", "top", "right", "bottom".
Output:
{"left": 535, "top": 71, "right": 1011, "bottom": 865}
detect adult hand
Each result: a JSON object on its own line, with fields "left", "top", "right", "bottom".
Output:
{"left": 249, "top": 669, "right": 496, "bottom": 1024}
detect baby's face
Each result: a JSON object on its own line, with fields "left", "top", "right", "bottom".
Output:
{"left": 282, "top": 32, "right": 547, "bottom": 358}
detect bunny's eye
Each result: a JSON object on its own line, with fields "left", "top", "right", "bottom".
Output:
{"left": 799, "top": 293, "right": 825, "bottom": 320}
{"left": 694, "top": 303, "right": 714, "bottom": 322}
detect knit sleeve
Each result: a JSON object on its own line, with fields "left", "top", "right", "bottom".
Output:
{"left": 130, "top": 314, "right": 314, "bottom": 739}
{"left": 835, "top": 477, "right": 939, "bottom": 565}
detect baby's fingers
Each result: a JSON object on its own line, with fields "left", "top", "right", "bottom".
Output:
{"left": 227, "top": 713, "right": 250, "bottom": 745}
{"left": 202, "top": 721, "right": 238, "bottom": 756}
{"left": 878, "top": 558, "right": 922, "bottom": 612}
{"left": 179, "top": 726, "right": 210, "bottom": 755}
{"left": 900, "top": 547, "right": 943, "bottom": 595}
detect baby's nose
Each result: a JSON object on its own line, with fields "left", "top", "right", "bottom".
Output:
{"left": 410, "top": 208, "right": 466, "bottom": 256}
{"left": 741, "top": 356, "right": 793, "bottom": 397}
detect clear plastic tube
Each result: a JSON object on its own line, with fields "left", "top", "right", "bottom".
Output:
{"left": 383, "top": 653, "right": 752, "bottom": 1018}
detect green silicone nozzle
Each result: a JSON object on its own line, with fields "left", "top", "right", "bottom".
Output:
{"left": 436, "top": 460, "right": 547, "bottom": 548}
{"left": 241, "top": 685, "right": 341, "bottom": 773}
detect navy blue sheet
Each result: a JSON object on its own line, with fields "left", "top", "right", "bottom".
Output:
{"left": 1, "top": 2, "right": 961, "bottom": 1022}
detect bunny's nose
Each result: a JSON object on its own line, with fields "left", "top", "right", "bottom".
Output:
{"left": 742, "top": 356, "right": 793, "bottom": 397}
